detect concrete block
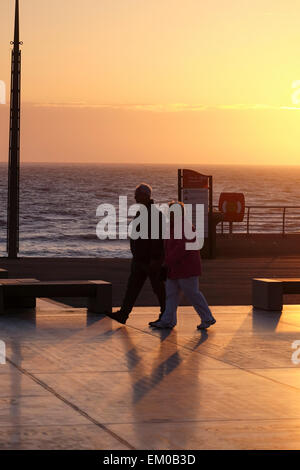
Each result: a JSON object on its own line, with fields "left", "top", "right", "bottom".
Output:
{"left": 88, "top": 282, "right": 112, "bottom": 314}
{"left": 252, "top": 279, "right": 283, "bottom": 311}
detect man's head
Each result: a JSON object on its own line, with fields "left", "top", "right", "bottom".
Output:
{"left": 135, "top": 183, "right": 152, "bottom": 204}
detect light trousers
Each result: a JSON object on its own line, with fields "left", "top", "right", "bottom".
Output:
{"left": 161, "top": 276, "right": 214, "bottom": 326}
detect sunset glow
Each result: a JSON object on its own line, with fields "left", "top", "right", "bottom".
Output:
{"left": 1, "top": 0, "right": 300, "bottom": 164}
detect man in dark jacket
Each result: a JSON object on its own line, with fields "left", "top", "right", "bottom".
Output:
{"left": 108, "top": 183, "right": 166, "bottom": 325}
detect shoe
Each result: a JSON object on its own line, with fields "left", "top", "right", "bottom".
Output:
{"left": 107, "top": 310, "right": 129, "bottom": 325}
{"left": 151, "top": 320, "right": 176, "bottom": 329}
{"left": 149, "top": 311, "right": 164, "bottom": 326}
{"left": 197, "top": 318, "right": 216, "bottom": 330}
{"left": 149, "top": 318, "right": 162, "bottom": 327}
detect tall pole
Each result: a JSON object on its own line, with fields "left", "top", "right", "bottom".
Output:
{"left": 7, "top": 0, "right": 22, "bottom": 259}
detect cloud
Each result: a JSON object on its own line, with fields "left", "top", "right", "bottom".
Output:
{"left": 19, "top": 102, "right": 300, "bottom": 112}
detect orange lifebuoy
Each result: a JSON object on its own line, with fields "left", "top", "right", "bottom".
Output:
{"left": 219, "top": 193, "right": 245, "bottom": 222}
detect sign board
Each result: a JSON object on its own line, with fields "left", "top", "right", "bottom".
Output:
{"left": 182, "top": 170, "right": 209, "bottom": 189}
{"left": 219, "top": 192, "right": 245, "bottom": 223}
{"left": 182, "top": 188, "right": 209, "bottom": 237}
{"left": 178, "top": 169, "right": 213, "bottom": 257}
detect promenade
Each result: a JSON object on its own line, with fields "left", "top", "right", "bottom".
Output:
{"left": 1, "top": 299, "right": 300, "bottom": 449}
{"left": 2, "top": 256, "right": 300, "bottom": 306}
{"left": 1, "top": 256, "right": 300, "bottom": 449}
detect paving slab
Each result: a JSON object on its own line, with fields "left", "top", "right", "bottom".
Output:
{"left": 107, "top": 419, "right": 300, "bottom": 450}
{"left": 1, "top": 302, "right": 300, "bottom": 449}
{"left": 0, "top": 395, "right": 89, "bottom": 427}
{"left": 0, "top": 425, "right": 129, "bottom": 450}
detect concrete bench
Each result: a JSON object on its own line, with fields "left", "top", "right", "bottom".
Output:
{"left": 0, "top": 279, "right": 112, "bottom": 314}
{"left": 252, "top": 278, "right": 300, "bottom": 311}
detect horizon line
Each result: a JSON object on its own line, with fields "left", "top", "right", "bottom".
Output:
{"left": 1, "top": 161, "right": 300, "bottom": 168}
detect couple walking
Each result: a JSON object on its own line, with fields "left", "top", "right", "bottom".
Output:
{"left": 108, "top": 183, "right": 216, "bottom": 330}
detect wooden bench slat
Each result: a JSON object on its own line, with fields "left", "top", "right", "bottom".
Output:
{"left": 0, "top": 269, "right": 8, "bottom": 279}
{"left": 3, "top": 283, "right": 97, "bottom": 297}
{"left": 252, "top": 277, "right": 300, "bottom": 311}
{"left": 0, "top": 279, "right": 112, "bottom": 315}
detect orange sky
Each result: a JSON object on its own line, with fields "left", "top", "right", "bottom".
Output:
{"left": 1, "top": 0, "right": 300, "bottom": 164}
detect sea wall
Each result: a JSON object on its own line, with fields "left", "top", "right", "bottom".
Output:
{"left": 216, "top": 234, "right": 300, "bottom": 258}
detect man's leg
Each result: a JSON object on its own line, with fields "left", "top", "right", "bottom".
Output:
{"left": 149, "top": 269, "right": 166, "bottom": 318}
{"left": 120, "top": 260, "right": 148, "bottom": 316}
{"left": 179, "top": 276, "right": 215, "bottom": 324}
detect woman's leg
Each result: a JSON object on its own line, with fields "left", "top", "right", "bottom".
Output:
{"left": 158, "top": 278, "right": 180, "bottom": 326}
{"left": 179, "top": 276, "right": 215, "bottom": 323}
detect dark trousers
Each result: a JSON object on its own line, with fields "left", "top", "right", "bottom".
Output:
{"left": 121, "top": 259, "right": 166, "bottom": 316}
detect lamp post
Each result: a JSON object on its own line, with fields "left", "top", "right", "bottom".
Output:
{"left": 7, "top": 0, "right": 22, "bottom": 259}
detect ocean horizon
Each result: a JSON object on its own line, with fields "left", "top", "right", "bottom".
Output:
{"left": 0, "top": 162, "right": 300, "bottom": 258}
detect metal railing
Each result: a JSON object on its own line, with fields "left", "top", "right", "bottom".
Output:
{"left": 214, "top": 206, "right": 300, "bottom": 235}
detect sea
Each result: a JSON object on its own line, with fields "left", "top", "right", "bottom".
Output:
{"left": 0, "top": 163, "right": 300, "bottom": 258}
